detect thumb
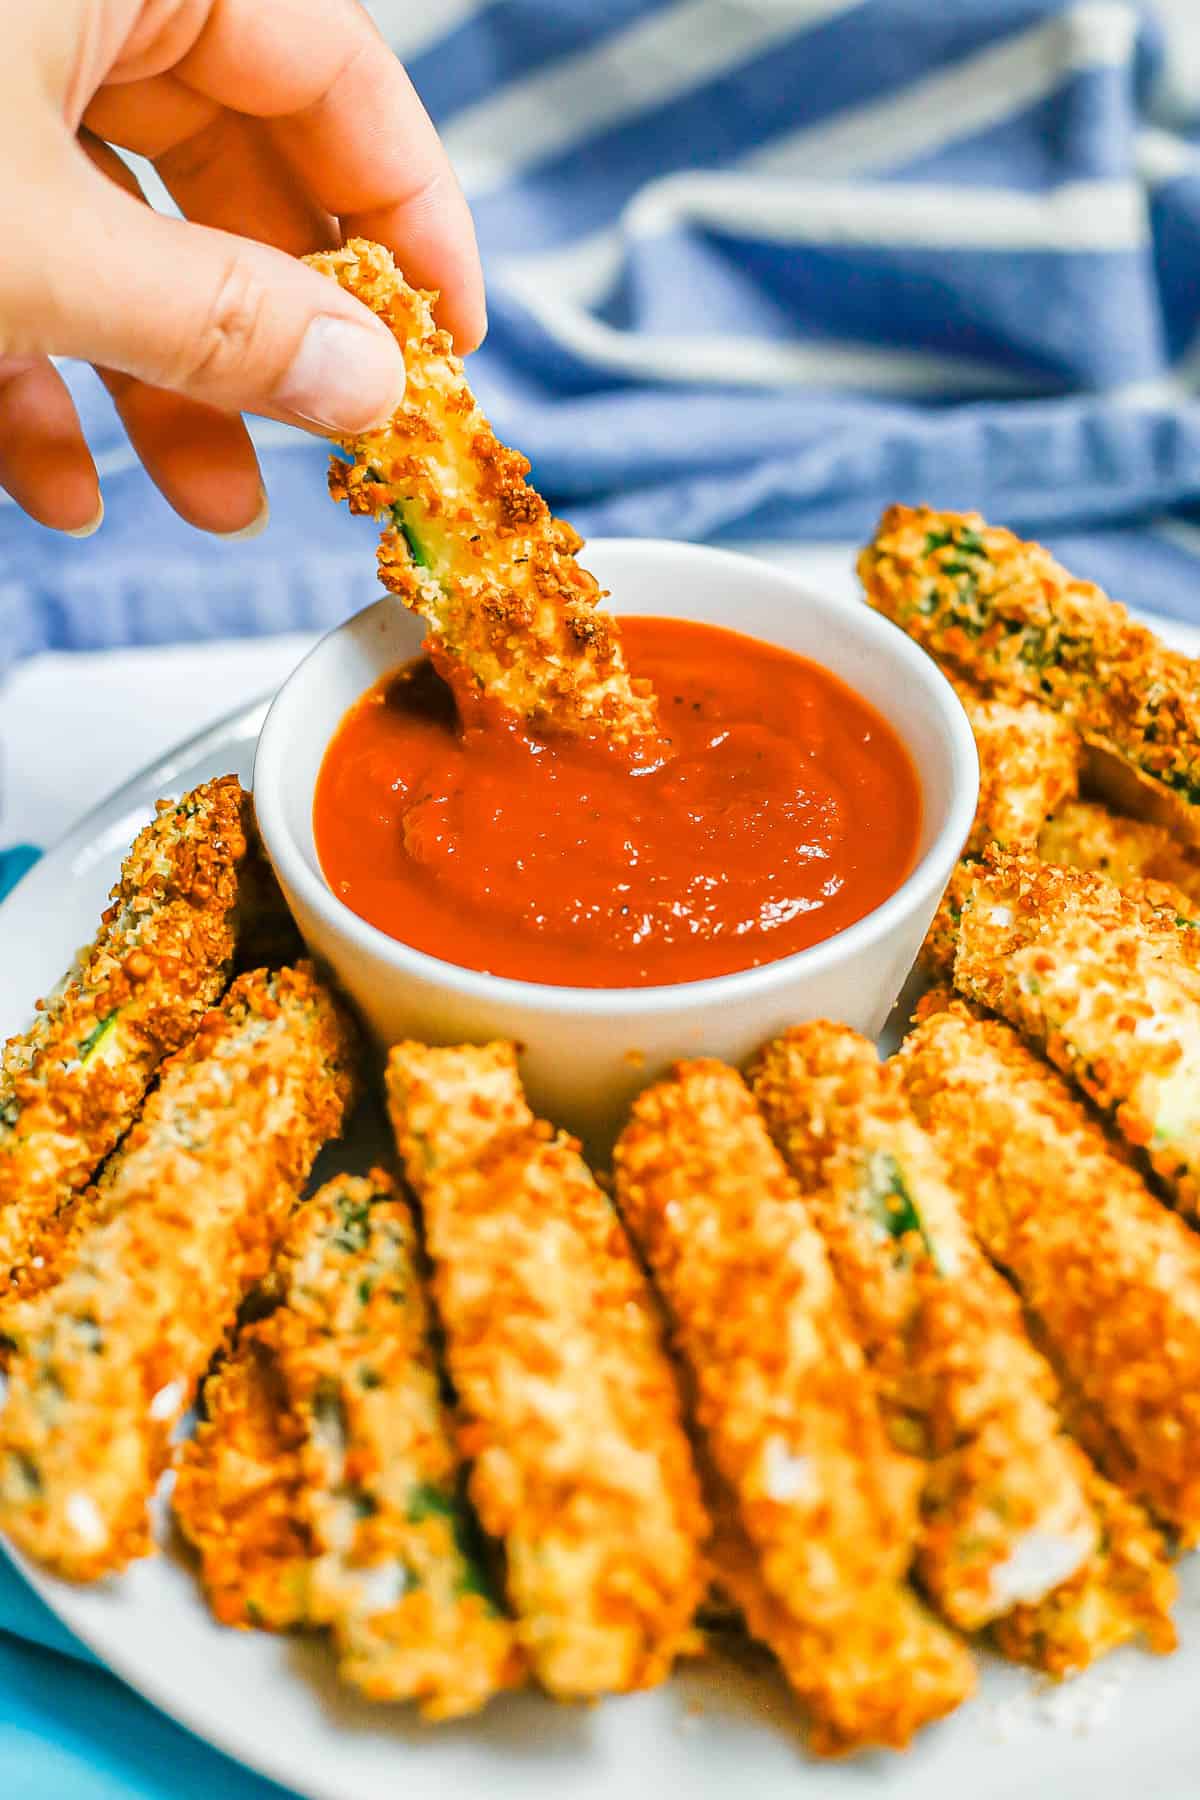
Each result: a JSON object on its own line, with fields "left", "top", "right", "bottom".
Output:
{"left": 10, "top": 156, "right": 406, "bottom": 434}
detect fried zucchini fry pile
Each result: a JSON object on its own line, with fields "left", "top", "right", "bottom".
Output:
{"left": 7, "top": 647, "right": 1200, "bottom": 1753}
{"left": 0, "top": 964, "right": 358, "bottom": 1580}
{"left": 386, "top": 1041, "right": 707, "bottom": 1698}
{"left": 613, "top": 1059, "right": 974, "bottom": 1753}
{"left": 0, "top": 776, "right": 256, "bottom": 1313}
{"left": 900, "top": 995, "right": 1200, "bottom": 1544}
{"left": 177, "top": 1171, "right": 521, "bottom": 1718}
{"left": 859, "top": 505, "right": 1200, "bottom": 840}
{"left": 748, "top": 1024, "right": 1096, "bottom": 1632}
{"left": 306, "top": 238, "right": 657, "bottom": 745}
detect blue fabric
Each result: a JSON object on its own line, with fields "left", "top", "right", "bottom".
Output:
{"left": 6, "top": 2, "right": 1200, "bottom": 1793}
{"left": 3, "top": 0, "right": 1200, "bottom": 693}
{"left": 0, "top": 1628, "right": 288, "bottom": 1800}
{"left": 0, "top": 849, "right": 39, "bottom": 899}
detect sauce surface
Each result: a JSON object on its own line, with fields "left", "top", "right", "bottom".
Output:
{"left": 314, "top": 616, "right": 921, "bottom": 988}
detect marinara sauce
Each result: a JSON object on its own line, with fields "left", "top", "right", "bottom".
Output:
{"left": 313, "top": 616, "right": 921, "bottom": 988}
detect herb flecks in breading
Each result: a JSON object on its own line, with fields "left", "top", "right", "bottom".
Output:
{"left": 306, "top": 239, "right": 658, "bottom": 746}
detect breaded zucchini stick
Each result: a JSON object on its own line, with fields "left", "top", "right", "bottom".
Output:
{"left": 951, "top": 678, "right": 1079, "bottom": 857}
{"left": 991, "top": 1461, "right": 1176, "bottom": 1677}
{"left": 613, "top": 1060, "right": 973, "bottom": 1748}
{"left": 306, "top": 239, "right": 657, "bottom": 744}
{"left": 269, "top": 1171, "right": 520, "bottom": 1715}
{"left": 386, "top": 1042, "right": 706, "bottom": 1698}
{"left": 1040, "top": 798, "right": 1200, "bottom": 908}
{"left": 951, "top": 849, "right": 1200, "bottom": 1218}
{"left": 0, "top": 964, "right": 358, "bottom": 1581}
{"left": 172, "top": 1337, "right": 311, "bottom": 1632}
{"left": 705, "top": 1481, "right": 973, "bottom": 1757}
{"left": 859, "top": 505, "right": 1200, "bottom": 841}
{"left": 748, "top": 1025, "right": 1096, "bottom": 1630}
{"left": 0, "top": 776, "right": 252, "bottom": 1310}
{"left": 899, "top": 995, "right": 1200, "bottom": 1542}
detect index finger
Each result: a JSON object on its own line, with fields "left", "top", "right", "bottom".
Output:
{"left": 175, "top": 0, "right": 485, "bottom": 350}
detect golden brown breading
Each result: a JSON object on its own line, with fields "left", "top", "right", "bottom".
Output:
{"left": 614, "top": 1060, "right": 919, "bottom": 1610}
{"left": 263, "top": 1170, "right": 521, "bottom": 1717}
{"left": 177, "top": 1172, "right": 521, "bottom": 1718}
{"left": 705, "top": 1478, "right": 973, "bottom": 1756}
{"left": 0, "top": 964, "right": 358, "bottom": 1581}
{"left": 173, "top": 1338, "right": 311, "bottom": 1632}
{"left": 898, "top": 996, "right": 1200, "bottom": 1542}
{"left": 306, "top": 239, "right": 657, "bottom": 744}
{"left": 1039, "top": 798, "right": 1200, "bottom": 902}
{"left": 612, "top": 1061, "right": 975, "bottom": 1749}
{"left": 0, "top": 777, "right": 252, "bottom": 1314}
{"left": 951, "top": 677, "right": 1080, "bottom": 856}
{"left": 859, "top": 505, "right": 1200, "bottom": 842}
{"left": 950, "top": 848, "right": 1200, "bottom": 1219}
{"left": 386, "top": 1041, "right": 707, "bottom": 1698}
{"left": 748, "top": 1025, "right": 1096, "bottom": 1631}
{"left": 990, "top": 1458, "right": 1177, "bottom": 1677}
{"left": 1037, "top": 801, "right": 1200, "bottom": 961}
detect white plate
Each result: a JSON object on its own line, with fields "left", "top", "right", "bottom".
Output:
{"left": 5, "top": 625, "right": 1200, "bottom": 1800}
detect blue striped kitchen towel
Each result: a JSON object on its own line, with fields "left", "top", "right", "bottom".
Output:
{"left": 6, "top": 0, "right": 1200, "bottom": 695}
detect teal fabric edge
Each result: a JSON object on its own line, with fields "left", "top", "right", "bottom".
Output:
{"left": 0, "top": 847, "right": 41, "bottom": 900}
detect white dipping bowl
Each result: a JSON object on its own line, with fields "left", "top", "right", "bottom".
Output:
{"left": 255, "top": 538, "right": 978, "bottom": 1151}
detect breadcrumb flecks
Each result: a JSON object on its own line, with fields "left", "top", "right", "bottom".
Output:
{"left": 0, "top": 776, "right": 254, "bottom": 1316}
{"left": 950, "top": 675, "right": 1080, "bottom": 858}
{"left": 386, "top": 1040, "right": 707, "bottom": 1699}
{"left": 306, "top": 239, "right": 658, "bottom": 745}
{"left": 0, "top": 963, "right": 359, "bottom": 1581}
{"left": 178, "top": 1169, "right": 522, "bottom": 1718}
{"left": 748, "top": 1023, "right": 1096, "bottom": 1632}
{"left": 900, "top": 996, "right": 1200, "bottom": 1545}
{"left": 952, "top": 848, "right": 1200, "bottom": 1221}
{"left": 613, "top": 1058, "right": 972, "bottom": 1751}
{"left": 859, "top": 504, "right": 1200, "bottom": 842}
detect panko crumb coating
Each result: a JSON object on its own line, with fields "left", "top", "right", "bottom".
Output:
{"left": 173, "top": 1337, "right": 311, "bottom": 1632}
{"left": 951, "top": 677, "right": 1080, "bottom": 857}
{"left": 748, "top": 1025, "right": 1096, "bottom": 1632}
{"left": 0, "top": 964, "right": 358, "bottom": 1581}
{"left": 1039, "top": 799, "right": 1200, "bottom": 905}
{"left": 306, "top": 239, "right": 657, "bottom": 745}
{"left": 704, "top": 1479, "right": 973, "bottom": 1757}
{"left": 990, "top": 1454, "right": 1177, "bottom": 1677}
{"left": 0, "top": 776, "right": 252, "bottom": 1313}
{"left": 859, "top": 505, "right": 1200, "bottom": 842}
{"left": 386, "top": 1041, "right": 707, "bottom": 1699}
{"left": 613, "top": 1059, "right": 973, "bottom": 1749}
{"left": 899, "top": 996, "right": 1200, "bottom": 1543}
{"left": 180, "top": 1170, "right": 521, "bottom": 1718}
{"left": 268, "top": 1170, "right": 521, "bottom": 1715}
{"left": 952, "top": 849, "right": 1200, "bottom": 1220}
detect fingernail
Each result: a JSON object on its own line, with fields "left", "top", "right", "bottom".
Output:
{"left": 274, "top": 316, "right": 405, "bottom": 433}
{"left": 216, "top": 489, "right": 270, "bottom": 542}
{"left": 65, "top": 494, "right": 104, "bottom": 539}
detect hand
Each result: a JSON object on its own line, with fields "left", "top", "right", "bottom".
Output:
{"left": 0, "top": 0, "right": 484, "bottom": 537}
